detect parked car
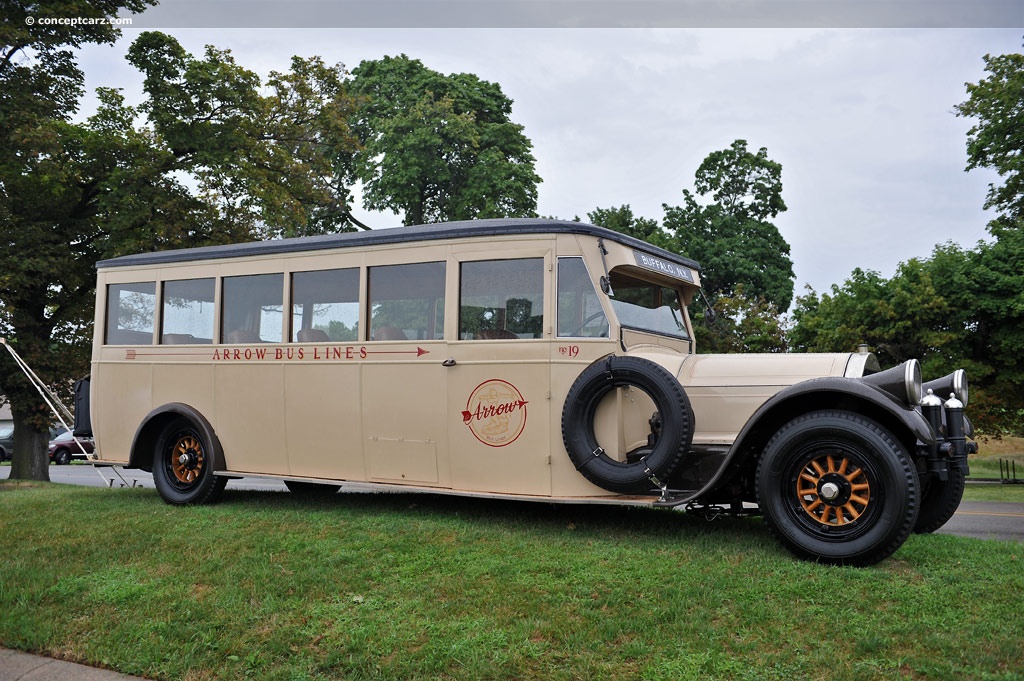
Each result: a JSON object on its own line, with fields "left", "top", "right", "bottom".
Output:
{"left": 0, "top": 426, "right": 13, "bottom": 462}
{"left": 48, "top": 430, "right": 93, "bottom": 465}
{"left": 2, "top": 425, "right": 70, "bottom": 462}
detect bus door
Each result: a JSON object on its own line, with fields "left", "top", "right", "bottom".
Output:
{"left": 359, "top": 261, "right": 449, "bottom": 487}
{"left": 445, "top": 252, "right": 552, "bottom": 496}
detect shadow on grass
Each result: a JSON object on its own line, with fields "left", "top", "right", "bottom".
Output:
{"left": 214, "top": 485, "right": 771, "bottom": 551}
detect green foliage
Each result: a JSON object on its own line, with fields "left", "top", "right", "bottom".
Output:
{"left": 662, "top": 140, "right": 795, "bottom": 313}
{"left": 585, "top": 205, "right": 671, "bottom": 249}
{"left": 790, "top": 263, "right": 954, "bottom": 372}
{"left": 696, "top": 286, "right": 788, "bottom": 354}
{"left": 790, "top": 232, "right": 1024, "bottom": 434}
{"left": 0, "top": 0, "right": 157, "bottom": 480}
{"left": 348, "top": 55, "right": 540, "bottom": 226}
{"left": 956, "top": 43, "right": 1024, "bottom": 222}
{"left": 127, "top": 31, "right": 361, "bottom": 239}
{"left": 949, "top": 222, "right": 1024, "bottom": 434}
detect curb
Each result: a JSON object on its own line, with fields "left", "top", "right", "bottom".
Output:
{"left": 0, "top": 649, "right": 146, "bottom": 680}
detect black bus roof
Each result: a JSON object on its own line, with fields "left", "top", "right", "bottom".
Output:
{"left": 97, "top": 218, "right": 702, "bottom": 273}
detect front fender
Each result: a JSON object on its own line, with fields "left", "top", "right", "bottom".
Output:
{"left": 742, "top": 377, "right": 934, "bottom": 447}
{"left": 688, "top": 377, "right": 933, "bottom": 503}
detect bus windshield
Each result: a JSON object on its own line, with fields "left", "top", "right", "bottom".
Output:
{"left": 608, "top": 272, "right": 689, "bottom": 339}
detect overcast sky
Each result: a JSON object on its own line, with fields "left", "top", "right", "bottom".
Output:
{"left": 70, "top": 1, "right": 1023, "bottom": 301}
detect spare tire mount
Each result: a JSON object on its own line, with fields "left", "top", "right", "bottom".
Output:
{"left": 561, "top": 355, "right": 694, "bottom": 496}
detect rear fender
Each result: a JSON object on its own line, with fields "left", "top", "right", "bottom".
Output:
{"left": 129, "top": 403, "right": 225, "bottom": 473}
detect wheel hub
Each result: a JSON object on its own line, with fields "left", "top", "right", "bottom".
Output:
{"left": 819, "top": 481, "right": 841, "bottom": 501}
{"left": 796, "top": 453, "right": 871, "bottom": 527}
{"left": 170, "top": 434, "right": 204, "bottom": 484}
{"left": 178, "top": 449, "right": 200, "bottom": 470}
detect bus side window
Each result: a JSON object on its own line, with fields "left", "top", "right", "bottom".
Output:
{"left": 557, "top": 258, "right": 609, "bottom": 338}
{"left": 367, "top": 262, "right": 445, "bottom": 341}
{"left": 459, "top": 258, "right": 544, "bottom": 340}
{"left": 291, "top": 268, "right": 359, "bottom": 342}
{"left": 105, "top": 282, "right": 156, "bottom": 345}
{"left": 222, "top": 273, "right": 284, "bottom": 343}
{"left": 161, "top": 278, "right": 214, "bottom": 344}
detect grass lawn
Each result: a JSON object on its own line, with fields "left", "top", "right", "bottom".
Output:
{"left": 1, "top": 482, "right": 1022, "bottom": 681}
{"left": 965, "top": 435, "right": 1024, "bottom": 502}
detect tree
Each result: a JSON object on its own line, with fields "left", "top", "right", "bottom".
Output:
{"left": 947, "top": 227, "right": 1024, "bottom": 433}
{"left": 658, "top": 140, "right": 794, "bottom": 353}
{"left": 126, "top": 32, "right": 361, "bottom": 240}
{"left": 348, "top": 55, "right": 541, "bottom": 226}
{"left": 0, "top": 0, "right": 156, "bottom": 481}
{"left": 790, "top": 261, "right": 958, "bottom": 371}
{"left": 955, "top": 42, "right": 1024, "bottom": 223}
{"left": 585, "top": 205, "right": 670, "bottom": 249}
{"left": 0, "top": 22, "right": 362, "bottom": 480}
{"left": 702, "top": 287, "right": 788, "bottom": 354}
{"left": 662, "top": 140, "right": 794, "bottom": 313}
{"left": 952, "top": 40, "right": 1024, "bottom": 432}
{"left": 790, "top": 238, "right": 1024, "bottom": 434}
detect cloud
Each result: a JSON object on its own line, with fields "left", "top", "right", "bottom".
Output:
{"left": 74, "top": 24, "right": 1020, "bottom": 298}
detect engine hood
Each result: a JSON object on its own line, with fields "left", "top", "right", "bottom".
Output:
{"left": 677, "top": 351, "right": 879, "bottom": 389}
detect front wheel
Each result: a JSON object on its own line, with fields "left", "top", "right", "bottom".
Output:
{"left": 756, "top": 410, "right": 919, "bottom": 567}
{"left": 53, "top": 448, "right": 72, "bottom": 465}
{"left": 152, "top": 417, "right": 227, "bottom": 505}
{"left": 914, "top": 468, "right": 966, "bottom": 534}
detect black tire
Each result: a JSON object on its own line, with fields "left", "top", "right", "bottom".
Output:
{"left": 285, "top": 480, "right": 341, "bottom": 497}
{"left": 54, "top": 448, "right": 72, "bottom": 465}
{"left": 756, "top": 410, "right": 919, "bottom": 567}
{"left": 562, "top": 355, "right": 693, "bottom": 494}
{"left": 152, "top": 417, "right": 227, "bottom": 506}
{"left": 914, "top": 468, "right": 966, "bottom": 534}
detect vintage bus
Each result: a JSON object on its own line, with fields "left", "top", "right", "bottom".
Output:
{"left": 80, "top": 218, "right": 975, "bottom": 566}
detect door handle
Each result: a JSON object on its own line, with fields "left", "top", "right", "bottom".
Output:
{"left": 442, "top": 357, "right": 457, "bottom": 367}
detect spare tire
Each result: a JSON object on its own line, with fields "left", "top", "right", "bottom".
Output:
{"left": 562, "top": 355, "right": 694, "bottom": 494}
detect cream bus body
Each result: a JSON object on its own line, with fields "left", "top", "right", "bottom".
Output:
{"left": 85, "top": 219, "right": 976, "bottom": 565}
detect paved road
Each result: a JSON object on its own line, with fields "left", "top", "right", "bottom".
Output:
{"left": 934, "top": 498, "right": 1024, "bottom": 543}
{"left": 3, "top": 464, "right": 1023, "bottom": 543}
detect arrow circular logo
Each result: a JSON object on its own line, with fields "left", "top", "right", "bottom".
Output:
{"left": 462, "top": 379, "right": 529, "bottom": 447}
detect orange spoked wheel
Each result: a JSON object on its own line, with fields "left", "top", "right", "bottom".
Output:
{"left": 170, "top": 431, "right": 206, "bottom": 485}
{"left": 796, "top": 452, "right": 871, "bottom": 527}
{"left": 153, "top": 416, "right": 226, "bottom": 506}
{"left": 756, "top": 410, "right": 919, "bottom": 567}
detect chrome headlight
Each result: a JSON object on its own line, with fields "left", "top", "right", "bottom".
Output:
{"left": 923, "top": 369, "right": 969, "bottom": 407}
{"left": 861, "top": 359, "right": 922, "bottom": 406}
{"left": 904, "top": 359, "right": 923, "bottom": 406}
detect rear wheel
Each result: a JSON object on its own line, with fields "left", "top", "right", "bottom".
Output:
{"left": 53, "top": 448, "right": 72, "bottom": 465}
{"left": 756, "top": 410, "right": 919, "bottom": 566}
{"left": 152, "top": 417, "right": 227, "bottom": 505}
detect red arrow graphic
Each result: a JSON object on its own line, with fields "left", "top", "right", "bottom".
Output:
{"left": 364, "top": 347, "right": 429, "bottom": 357}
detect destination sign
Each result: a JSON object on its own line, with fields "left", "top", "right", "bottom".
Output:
{"left": 633, "top": 251, "right": 695, "bottom": 283}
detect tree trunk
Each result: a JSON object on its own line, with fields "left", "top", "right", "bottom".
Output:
{"left": 8, "top": 409, "right": 50, "bottom": 482}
